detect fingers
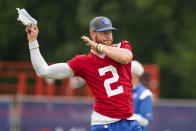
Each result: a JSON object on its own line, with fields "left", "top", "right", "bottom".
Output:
{"left": 81, "top": 36, "right": 91, "bottom": 43}
{"left": 81, "top": 36, "right": 89, "bottom": 40}
{"left": 29, "top": 25, "right": 36, "bottom": 32}
{"left": 26, "top": 24, "right": 38, "bottom": 34}
{"left": 25, "top": 26, "right": 30, "bottom": 33}
{"left": 81, "top": 35, "right": 98, "bottom": 49}
{"left": 81, "top": 36, "right": 87, "bottom": 41}
{"left": 25, "top": 24, "right": 38, "bottom": 42}
{"left": 32, "top": 24, "right": 38, "bottom": 31}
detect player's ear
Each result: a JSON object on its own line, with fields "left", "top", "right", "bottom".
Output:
{"left": 90, "top": 31, "right": 96, "bottom": 40}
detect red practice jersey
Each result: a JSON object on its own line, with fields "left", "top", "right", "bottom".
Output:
{"left": 67, "top": 41, "right": 135, "bottom": 119}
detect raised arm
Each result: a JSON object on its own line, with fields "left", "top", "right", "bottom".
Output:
{"left": 101, "top": 45, "right": 133, "bottom": 64}
{"left": 81, "top": 36, "right": 133, "bottom": 64}
{"left": 26, "top": 25, "right": 74, "bottom": 79}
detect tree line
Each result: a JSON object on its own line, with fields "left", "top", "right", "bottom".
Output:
{"left": 0, "top": 0, "right": 195, "bottom": 98}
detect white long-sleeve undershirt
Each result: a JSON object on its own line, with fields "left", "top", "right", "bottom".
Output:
{"left": 29, "top": 40, "right": 74, "bottom": 79}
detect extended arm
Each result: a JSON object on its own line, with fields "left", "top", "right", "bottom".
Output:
{"left": 26, "top": 25, "right": 74, "bottom": 79}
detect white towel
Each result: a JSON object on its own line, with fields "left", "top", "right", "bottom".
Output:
{"left": 16, "top": 8, "right": 37, "bottom": 26}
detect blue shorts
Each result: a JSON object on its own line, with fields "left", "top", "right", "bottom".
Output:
{"left": 91, "top": 120, "right": 142, "bottom": 131}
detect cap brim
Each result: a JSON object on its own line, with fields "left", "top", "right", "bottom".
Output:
{"left": 96, "top": 27, "right": 118, "bottom": 32}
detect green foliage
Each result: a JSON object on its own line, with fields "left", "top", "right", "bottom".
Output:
{"left": 0, "top": 0, "right": 196, "bottom": 98}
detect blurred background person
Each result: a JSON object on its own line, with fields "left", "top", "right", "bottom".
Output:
{"left": 131, "top": 60, "right": 153, "bottom": 131}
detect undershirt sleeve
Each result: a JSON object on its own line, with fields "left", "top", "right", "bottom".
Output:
{"left": 29, "top": 41, "right": 74, "bottom": 79}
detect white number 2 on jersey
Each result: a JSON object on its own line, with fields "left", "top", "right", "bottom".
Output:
{"left": 98, "top": 65, "right": 124, "bottom": 97}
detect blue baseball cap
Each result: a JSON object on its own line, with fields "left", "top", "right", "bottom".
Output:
{"left": 89, "top": 16, "right": 117, "bottom": 32}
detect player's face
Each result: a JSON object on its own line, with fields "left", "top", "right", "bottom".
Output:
{"left": 95, "top": 30, "right": 113, "bottom": 46}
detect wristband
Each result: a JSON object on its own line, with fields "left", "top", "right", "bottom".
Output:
{"left": 96, "top": 44, "right": 100, "bottom": 52}
{"left": 96, "top": 44, "right": 106, "bottom": 53}
{"left": 29, "top": 40, "right": 39, "bottom": 50}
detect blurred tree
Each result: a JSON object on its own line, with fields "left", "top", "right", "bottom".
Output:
{"left": 0, "top": 0, "right": 195, "bottom": 98}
